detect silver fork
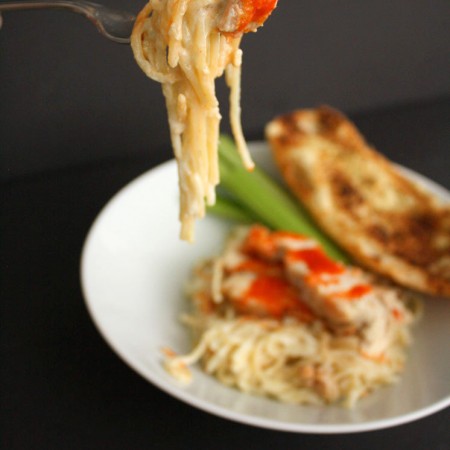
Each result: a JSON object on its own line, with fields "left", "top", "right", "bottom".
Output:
{"left": 0, "top": 1, "right": 135, "bottom": 44}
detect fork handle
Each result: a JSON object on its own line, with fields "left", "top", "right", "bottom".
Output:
{"left": 0, "top": 1, "right": 90, "bottom": 12}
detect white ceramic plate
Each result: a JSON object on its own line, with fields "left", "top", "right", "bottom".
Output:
{"left": 81, "top": 142, "right": 450, "bottom": 434}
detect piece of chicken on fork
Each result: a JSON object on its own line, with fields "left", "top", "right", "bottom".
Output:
{"left": 219, "top": 0, "right": 278, "bottom": 34}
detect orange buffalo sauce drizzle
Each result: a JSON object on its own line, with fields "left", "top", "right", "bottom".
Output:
{"left": 243, "top": 225, "right": 310, "bottom": 260}
{"left": 339, "top": 284, "right": 372, "bottom": 299}
{"left": 243, "top": 226, "right": 278, "bottom": 258}
{"left": 287, "top": 248, "right": 345, "bottom": 276}
{"left": 288, "top": 248, "right": 373, "bottom": 300}
{"left": 231, "top": 226, "right": 376, "bottom": 321}
{"left": 227, "top": 247, "right": 314, "bottom": 321}
{"left": 234, "top": 0, "right": 278, "bottom": 33}
{"left": 243, "top": 275, "right": 315, "bottom": 321}
{"left": 392, "top": 308, "right": 404, "bottom": 321}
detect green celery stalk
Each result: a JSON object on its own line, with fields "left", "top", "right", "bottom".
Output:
{"left": 217, "top": 135, "right": 350, "bottom": 263}
{"left": 208, "top": 196, "right": 254, "bottom": 223}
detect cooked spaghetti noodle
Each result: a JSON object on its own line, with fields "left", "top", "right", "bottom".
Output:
{"left": 131, "top": 1, "right": 276, "bottom": 241}
{"left": 164, "top": 226, "right": 420, "bottom": 407}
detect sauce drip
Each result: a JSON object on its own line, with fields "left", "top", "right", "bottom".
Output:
{"left": 243, "top": 275, "right": 314, "bottom": 321}
{"left": 336, "top": 284, "right": 373, "bottom": 300}
{"left": 288, "top": 248, "right": 345, "bottom": 276}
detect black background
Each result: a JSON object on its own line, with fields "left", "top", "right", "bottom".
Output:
{"left": 1, "top": 0, "right": 449, "bottom": 180}
{"left": 1, "top": 1, "right": 449, "bottom": 448}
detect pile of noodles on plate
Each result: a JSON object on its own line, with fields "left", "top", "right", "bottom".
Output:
{"left": 163, "top": 225, "right": 421, "bottom": 408}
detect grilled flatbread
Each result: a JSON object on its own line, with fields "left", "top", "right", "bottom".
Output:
{"left": 265, "top": 106, "right": 450, "bottom": 297}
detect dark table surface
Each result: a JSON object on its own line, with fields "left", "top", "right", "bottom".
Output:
{"left": 2, "top": 99, "right": 450, "bottom": 449}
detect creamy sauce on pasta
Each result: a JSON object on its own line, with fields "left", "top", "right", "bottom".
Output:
{"left": 131, "top": 0, "right": 275, "bottom": 241}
